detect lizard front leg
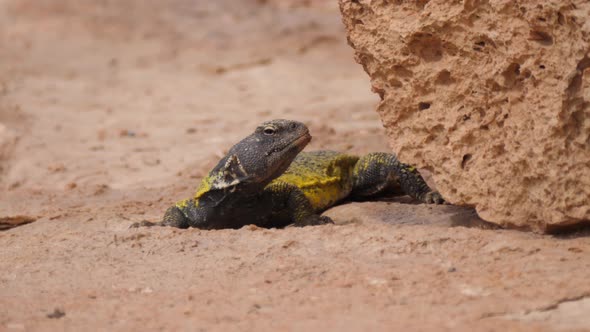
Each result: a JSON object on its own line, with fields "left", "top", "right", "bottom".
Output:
{"left": 130, "top": 204, "right": 190, "bottom": 229}
{"left": 351, "top": 152, "right": 444, "bottom": 204}
{"left": 263, "top": 182, "right": 333, "bottom": 227}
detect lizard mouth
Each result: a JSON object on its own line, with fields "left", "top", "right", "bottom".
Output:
{"left": 291, "top": 132, "right": 311, "bottom": 149}
{"left": 267, "top": 131, "right": 311, "bottom": 156}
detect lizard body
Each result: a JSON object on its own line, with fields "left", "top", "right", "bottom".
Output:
{"left": 133, "top": 119, "right": 443, "bottom": 229}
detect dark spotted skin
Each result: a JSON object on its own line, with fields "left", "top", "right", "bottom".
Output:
{"left": 270, "top": 150, "right": 442, "bottom": 213}
{"left": 132, "top": 120, "right": 443, "bottom": 230}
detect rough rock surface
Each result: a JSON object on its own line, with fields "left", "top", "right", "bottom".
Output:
{"left": 339, "top": 0, "right": 590, "bottom": 232}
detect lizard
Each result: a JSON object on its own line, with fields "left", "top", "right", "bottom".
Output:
{"left": 132, "top": 119, "right": 443, "bottom": 229}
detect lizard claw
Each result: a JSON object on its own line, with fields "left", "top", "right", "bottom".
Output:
{"left": 421, "top": 191, "right": 445, "bottom": 204}
{"left": 292, "top": 215, "right": 334, "bottom": 227}
{"left": 129, "top": 220, "right": 161, "bottom": 228}
{"left": 314, "top": 215, "right": 334, "bottom": 225}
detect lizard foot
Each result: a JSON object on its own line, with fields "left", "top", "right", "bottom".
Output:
{"left": 421, "top": 191, "right": 445, "bottom": 204}
{"left": 129, "top": 220, "right": 162, "bottom": 228}
{"left": 292, "top": 215, "right": 334, "bottom": 227}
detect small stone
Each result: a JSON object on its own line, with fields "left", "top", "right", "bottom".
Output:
{"left": 5, "top": 323, "right": 25, "bottom": 330}
{"left": 367, "top": 278, "right": 387, "bottom": 286}
{"left": 119, "top": 129, "right": 136, "bottom": 137}
{"left": 93, "top": 184, "right": 109, "bottom": 195}
{"left": 47, "top": 163, "right": 66, "bottom": 173}
{"left": 46, "top": 308, "right": 65, "bottom": 319}
{"left": 141, "top": 287, "right": 153, "bottom": 294}
{"left": 142, "top": 156, "right": 160, "bottom": 166}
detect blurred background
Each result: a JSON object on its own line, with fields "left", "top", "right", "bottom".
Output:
{"left": 2, "top": 3, "right": 589, "bottom": 331}
{"left": 0, "top": 0, "right": 384, "bottom": 211}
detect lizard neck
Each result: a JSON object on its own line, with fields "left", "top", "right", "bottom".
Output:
{"left": 192, "top": 178, "right": 263, "bottom": 210}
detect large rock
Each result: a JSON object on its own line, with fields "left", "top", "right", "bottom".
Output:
{"left": 339, "top": 0, "right": 590, "bottom": 232}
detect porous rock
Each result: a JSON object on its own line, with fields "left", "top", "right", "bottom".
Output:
{"left": 339, "top": 0, "right": 590, "bottom": 232}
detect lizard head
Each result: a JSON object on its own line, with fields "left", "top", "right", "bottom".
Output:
{"left": 213, "top": 119, "right": 311, "bottom": 189}
{"left": 255, "top": 119, "right": 311, "bottom": 177}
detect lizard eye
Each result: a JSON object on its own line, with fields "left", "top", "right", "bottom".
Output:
{"left": 263, "top": 127, "right": 276, "bottom": 135}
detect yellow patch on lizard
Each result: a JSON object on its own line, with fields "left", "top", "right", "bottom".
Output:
{"left": 272, "top": 151, "right": 359, "bottom": 212}
{"left": 175, "top": 198, "right": 190, "bottom": 209}
{"left": 194, "top": 175, "right": 213, "bottom": 199}
{"left": 190, "top": 175, "right": 215, "bottom": 207}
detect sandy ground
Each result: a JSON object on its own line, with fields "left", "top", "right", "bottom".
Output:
{"left": 1, "top": 1, "right": 589, "bottom": 331}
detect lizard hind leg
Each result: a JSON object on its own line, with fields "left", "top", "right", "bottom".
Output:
{"left": 351, "top": 152, "right": 444, "bottom": 204}
{"left": 351, "top": 153, "right": 399, "bottom": 198}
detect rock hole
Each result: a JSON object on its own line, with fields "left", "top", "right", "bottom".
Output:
{"left": 477, "top": 108, "right": 486, "bottom": 119}
{"left": 407, "top": 33, "right": 443, "bottom": 62}
{"left": 512, "top": 63, "right": 520, "bottom": 76}
{"left": 486, "top": 79, "right": 502, "bottom": 92}
{"left": 521, "top": 69, "right": 532, "bottom": 80}
{"left": 472, "top": 35, "right": 496, "bottom": 52}
{"left": 461, "top": 154, "right": 472, "bottom": 169}
{"left": 577, "top": 56, "right": 590, "bottom": 71}
{"left": 418, "top": 102, "right": 431, "bottom": 110}
{"left": 557, "top": 12, "right": 565, "bottom": 25}
{"left": 539, "top": 64, "right": 546, "bottom": 69}
{"left": 492, "top": 144, "right": 506, "bottom": 156}
{"left": 393, "top": 65, "right": 413, "bottom": 78}
{"left": 566, "top": 56, "right": 590, "bottom": 97}
{"left": 417, "top": 0, "right": 430, "bottom": 9}
{"left": 353, "top": 19, "right": 364, "bottom": 26}
{"left": 389, "top": 79, "right": 403, "bottom": 88}
{"left": 372, "top": 86, "right": 385, "bottom": 100}
{"left": 502, "top": 63, "right": 521, "bottom": 87}
{"left": 473, "top": 40, "right": 486, "bottom": 52}
{"left": 435, "top": 70, "right": 454, "bottom": 85}
{"left": 528, "top": 30, "right": 553, "bottom": 46}
{"left": 442, "top": 42, "right": 459, "bottom": 56}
